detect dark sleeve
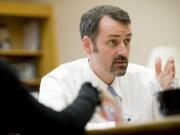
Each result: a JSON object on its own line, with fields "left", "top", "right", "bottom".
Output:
{"left": 0, "top": 60, "right": 100, "bottom": 135}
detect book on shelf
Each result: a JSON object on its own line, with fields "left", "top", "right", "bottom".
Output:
{"left": 23, "top": 21, "right": 40, "bottom": 51}
{"left": 0, "top": 22, "right": 11, "bottom": 50}
{"left": 11, "top": 61, "right": 37, "bottom": 81}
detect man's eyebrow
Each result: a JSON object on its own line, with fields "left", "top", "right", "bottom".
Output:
{"left": 108, "top": 33, "right": 132, "bottom": 37}
{"left": 108, "top": 34, "right": 120, "bottom": 37}
{"left": 126, "top": 33, "right": 132, "bottom": 37}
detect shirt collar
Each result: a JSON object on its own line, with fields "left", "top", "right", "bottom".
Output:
{"left": 85, "top": 59, "right": 123, "bottom": 98}
{"left": 85, "top": 59, "right": 108, "bottom": 90}
{"left": 111, "top": 77, "right": 123, "bottom": 98}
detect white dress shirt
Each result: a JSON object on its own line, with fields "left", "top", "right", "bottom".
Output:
{"left": 39, "top": 58, "right": 161, "bottom": 124}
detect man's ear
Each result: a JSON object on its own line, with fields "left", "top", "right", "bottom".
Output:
{"left": 82, "top": 36, "right": 93, "bottom": 54}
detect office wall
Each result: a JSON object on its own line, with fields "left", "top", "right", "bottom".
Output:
{"left": 3, "top": 0, "right": 180, "bottom": 72}
{"left": 51, "top": 0, "right": 180, "bottom": 66}
{"left": 53, "top": 0, "right": 180, "bottom": 82}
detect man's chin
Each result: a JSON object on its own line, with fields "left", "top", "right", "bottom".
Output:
{"left": 111, "top": 70, "right": 126, "bottom": 76}
{"left": 116, "top": 71, "right": 126, "bottom": 76}
{"left": 110, "top": 64, "right": 128, "bottom": 76}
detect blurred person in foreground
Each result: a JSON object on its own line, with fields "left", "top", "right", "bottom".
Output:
{"left": 0, "top": 60, "right": 122, "bottom": 135}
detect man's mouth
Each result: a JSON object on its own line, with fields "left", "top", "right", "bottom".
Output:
{"left": 114, "top": 61, "right": 127, "bottom": 67}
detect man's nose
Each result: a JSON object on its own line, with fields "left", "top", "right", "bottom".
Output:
{"left": 117, "top": 41, "right": 128, "bottom": 56}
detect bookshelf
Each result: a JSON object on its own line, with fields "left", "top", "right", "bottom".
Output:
{"left": 0, "top": 2, "right": 58, "bottom": 91}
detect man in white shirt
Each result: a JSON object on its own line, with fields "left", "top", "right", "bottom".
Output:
{"left": 39, "top": 5, "right": 175, "bottom": 125}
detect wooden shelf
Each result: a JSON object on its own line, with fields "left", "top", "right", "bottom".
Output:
{"left": 0, "top": 2, "right": 52, "bottom": 18}
{"left": 22, "top": 79, "right": 40, "bottom": 87}
{"left": 0, "top": 2, "right": 58, "bottom": 91}
{"left": 0, "top": 50, "right": 42, "bottom": 57}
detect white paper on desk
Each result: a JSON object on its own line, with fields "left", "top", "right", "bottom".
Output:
{"left": 85, "top": 122, "right": 116, "bottom": 130}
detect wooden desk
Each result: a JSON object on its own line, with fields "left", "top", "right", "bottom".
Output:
{"left": 86, "top": 115, "right": 180, "bottom": 135}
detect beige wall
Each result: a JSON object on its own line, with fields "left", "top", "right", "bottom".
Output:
{"left": 54, "top": 0, "right": 180, "bottom": 82}
{"left": 3, "top": 0, "right": 180, "bottom": 80}
{"left": 5, "top": 0, "right": 180, "bottom": 64}
{"left": 52, "top": 0, "right": 180, "bottom": 66}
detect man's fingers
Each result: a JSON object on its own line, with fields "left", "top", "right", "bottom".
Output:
{"left": 164, "top": 57, "right": 175, "bottom": 72}
{"left": 157, "top": 56, "right": 176, "bottom": 90}
{"left": 155, "top": 57, "right": 162, "bottom": 76}
{"left": 165, "top": 57, "right": 175, "bottom": 78}
{"left": 100, "top": 90, "right": 124, "bottom": 124}
{"left": 169, "top": 57, "right": 175, "bottom": 73}
{"left": 114, "top": 106, "right": 124, "bottom": 125}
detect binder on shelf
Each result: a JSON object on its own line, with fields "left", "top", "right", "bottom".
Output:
{"left": 0, "top": 22, "right": 11, "bottom": 50}
{"left": 23, "top": 21, "right": 40, "bottom": 51}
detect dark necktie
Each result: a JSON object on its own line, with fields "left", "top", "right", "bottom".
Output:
{"left": 105, "top": 86, "right": 121, "bottom": 121}
{"left": 107, "top": 86, "right": 131, "bottom": 122}
{"left": 107, "top": 86, "right": 121, "bottom": 105}
{"left": 107, "top": 86, "right": 118, "bottom": 97}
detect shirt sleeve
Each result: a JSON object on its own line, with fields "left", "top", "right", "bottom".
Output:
{"left": 38, "top": 67, "right": 77, "bottom": 111}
